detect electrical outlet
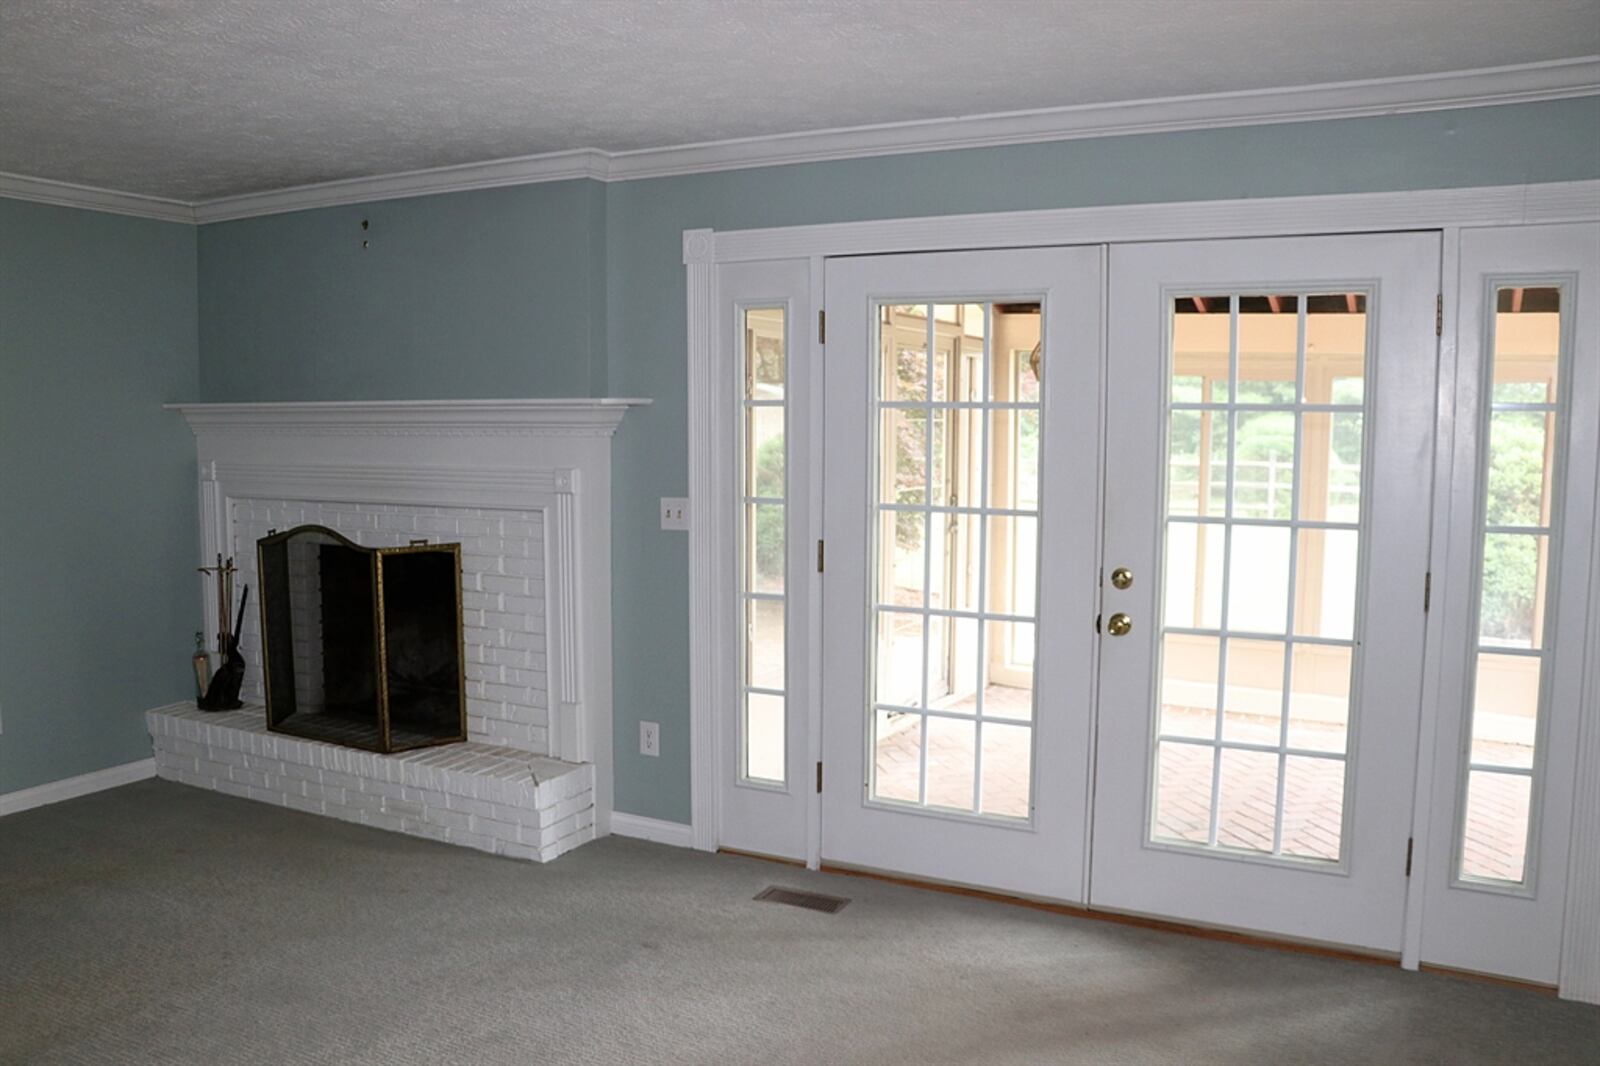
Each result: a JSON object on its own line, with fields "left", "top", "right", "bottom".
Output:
{"left": 660, "top": 497, "right": 690, "bottom": 531}
{"left": 640, "top": 721, "right": 660, "bottom": 757}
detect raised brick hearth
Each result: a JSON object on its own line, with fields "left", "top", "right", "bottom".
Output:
{"left": 150, "top": 704, "right": 594, "bottom": 861}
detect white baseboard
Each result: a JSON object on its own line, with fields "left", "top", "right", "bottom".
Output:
{"left": 609, "top": 811, "right": 696, "bottom": 848}
{"left": 0, "top": 758, "right": 158, "bottom": 816}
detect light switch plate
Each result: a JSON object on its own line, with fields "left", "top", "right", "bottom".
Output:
{"left": 660, "top": 497, "right": 689, "bottom": 531}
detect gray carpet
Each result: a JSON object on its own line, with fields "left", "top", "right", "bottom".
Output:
{"left": 1, "top": 781, "right": 1595, "bottom": 1065}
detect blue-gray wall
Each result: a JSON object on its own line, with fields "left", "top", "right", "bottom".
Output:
{"left": 182, "top": 97, "right": 1600, "bottom": 823}
{"left": 198, "top": 180, "right": 608, "bottom": 399}
{"left": 0, "top": 199, "right": 200, "bottom": 793}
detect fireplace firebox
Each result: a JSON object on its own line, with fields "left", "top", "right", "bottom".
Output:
{"left": 256, "top": 525, "right": 466, "bottom": 753}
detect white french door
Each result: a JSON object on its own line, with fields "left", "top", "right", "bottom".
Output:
{"left": 715, "top": 218, "right": 1595, "bottom": 981}
{"left": 819, "top": 247, "right": 1103, "bottom": 901}
{"left": 1418, "top": 223, "right": 1600, "bottom": 983}
{"left": 1090, "top": 234, "right": 1441, "bottom": 952}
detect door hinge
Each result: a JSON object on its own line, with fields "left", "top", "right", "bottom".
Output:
{"left": 1423, "top": 571, "right": 1432, "bottom": 613}
{"left": 816, "top": 761, "right": 823, "bottom": 793}
{"left": 818, "top": 309, "right": 826, "bottom": 344}
{"left": 1436, "top": 293, "right": 1443, "bottom": 337}
{"left": 1405, "top": 837, "right": 1415, "bottom": 877}
{"left": 817, "top": 538, "right": 825, "bottom": 573}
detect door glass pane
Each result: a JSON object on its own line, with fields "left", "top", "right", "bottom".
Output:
{"left": 1222, "top": 638, "right": 1286, "bottom": 745}
{"left": 872, "top": 710, "right": 921, "bottom": 804}
{"left": 1154, "top": 741, "right": 1213, "bottom": 844}
{"left": 745, "top": 693, "right": 785, "bottom": 783}
{"left": 1457, "top": 286, "right": 1564, "bottom": 886}
{"left": 1173, "top": 295, "right": 1232, "bottom": 401}
{"left": 740, "top": 307, "right": 788, "bottom": 784}
{"left": 1216, "top": 748, "right": 1279, "bottom": 853}
{"left": 1461, "top": 770, "right": 1533, "bottom": 883}
{"left": 882, "top": 305, "right": 928, "bottom": 401}
{"left": 867, "top": 299, "right": 1041, "bottom": 820}
{"left": 747, "top": 503, "right": 785, "bottom": 594}
{"left": 1485, "top": 413, "right": 1550, "bottom": 526}
{"left": 746, "top": 597, "right": 785, "bottom": 690}
{"left": 1232, "top": 410, "right": 1295, "bottom": 519}
{"left": 925, "top": 716, "right": 977, "bottom": 812}
{"left": 1236, "top": 295, "right": 1299, "bottom": 403}
{"left": 1280, "top": 755, "right": 1345, "bottom": 861}
{"left": 1470, "top": 654, "right": 1539, "bottom": 769}
{"left": 880, "top": 408, "right": 927, "bottom": 506}
{"left": 1160, "top": 634, "right": 1219, "bottom": 739}
{"left": 1168, "top": 411, "right": 1230, "bottom": 517}
{"left": 1151, "top": 289, "right": 1367, "bottom": 863}
{"left": 1164, "top": 522, "right": 1223, "bottom": 630}
{"left": 875, "top": 610, "right": 922, "bottom": 707}
{"left": 980, "top": 722, "right": 1032, "bottom": 818}
{"left": 1305, "top": 294, "right": 1367, "bottom": 404}
{"left": 1227, "top": 526, "right": 1291, "bottom": 634}
{"left": 1287, "top": 643, "right": 1351, "bottom": 753}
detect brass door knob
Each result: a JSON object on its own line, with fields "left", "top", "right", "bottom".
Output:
{"left": 1106, "top": 613, "right": 1133, "bottom": 636}
{"left": 1110, "top": 567, "right": 1134, "bottom": 590}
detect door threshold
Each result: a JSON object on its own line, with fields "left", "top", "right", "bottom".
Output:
{"left": 717, "top": 845, "right": 807, "bottom": 867}
{"left": 1418, "top": 964, "right": 1558, "bottom": 997}
{"left": 818, "top": 861, "right": 1401, "bottom": 969}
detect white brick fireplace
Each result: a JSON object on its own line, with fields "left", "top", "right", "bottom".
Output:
{"left": 159, "top": 399, "right": 646, "bottom": 858}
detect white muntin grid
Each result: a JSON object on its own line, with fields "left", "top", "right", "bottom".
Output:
{"left": 867, "top": 300, "right": 1043, "bottom": 821}
{"left": 1152, "top": 290, "right": 1374, "bottom": 864}
{"left": 1452, "top": 279, "right": 1573, "bottom": 892}
{"left": 738, "top": 304, "right": 789, "bottom": 787}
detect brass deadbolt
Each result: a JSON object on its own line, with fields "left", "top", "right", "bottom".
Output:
{"left": 1110, "top": 567, "right": 1134, "bottom": 590}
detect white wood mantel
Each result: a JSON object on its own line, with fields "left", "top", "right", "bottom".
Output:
{"left": 166, "top": 398, "right": 649, "bottom": 836}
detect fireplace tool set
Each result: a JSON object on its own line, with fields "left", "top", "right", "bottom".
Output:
{"left": 196, "top": 554, "right": 248, "bottom": 711}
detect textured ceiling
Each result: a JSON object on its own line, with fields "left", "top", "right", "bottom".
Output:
{"left": 2, "top": 0, "right": 1598, "bottom": 202}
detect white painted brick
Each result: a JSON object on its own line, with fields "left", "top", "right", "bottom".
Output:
{"left": 538, "top": 792, "right": 593, "bottom": 829}
{"left": 471, "top": 815, "right": 521, "bottom": 841}
{"left": 409, "top": 821, "right": 452, "bottom": 843}
{"left": 362, "top": 810, "right": 407, "bottom": 832}
{"left": 448, "top": 830, "right": 499, "bottom": 853}
{"left": 426, "top": 807, "right": 473, "bottom": 832}
{"left": 285, "top": 794, "right": 325, "bottom": 815}
{"left": 147, "top": 705, "right": 589, "bottom": 863}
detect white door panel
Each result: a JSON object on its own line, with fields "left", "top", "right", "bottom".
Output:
{"left": 1419, "top": 222, "right": 1600, "bottom": 983}
{"left": 716, "top": 259, "right": 813, "bottom": 860}
{"left": 1090, "top": 233, "right": 1440, "bottom": 952}
{"left": 820, "top": 247, "right": 1103, "bottom": 901}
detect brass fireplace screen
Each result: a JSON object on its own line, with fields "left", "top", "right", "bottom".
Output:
{"left": 256, "top": 525, "right": 466, "bottom": 753}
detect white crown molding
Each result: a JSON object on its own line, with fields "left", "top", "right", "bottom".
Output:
{"left": 165, "top": 398, "right": 651, "bottom": 438}
{"left": 0, "top": 171, "right": 195, "bottom": 223}
{"left": 610, "top": 57, "right": 1600, "bottom": 182}
{"left": 190, "top": 149, "right": 610, "bottom": 223}
{"left": 2, "top": 59, "right": 1595, "bottom": 224}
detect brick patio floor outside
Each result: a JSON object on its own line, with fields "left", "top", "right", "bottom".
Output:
{"left": 872, "top": 694, "right": 1530, "bottom": 882}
